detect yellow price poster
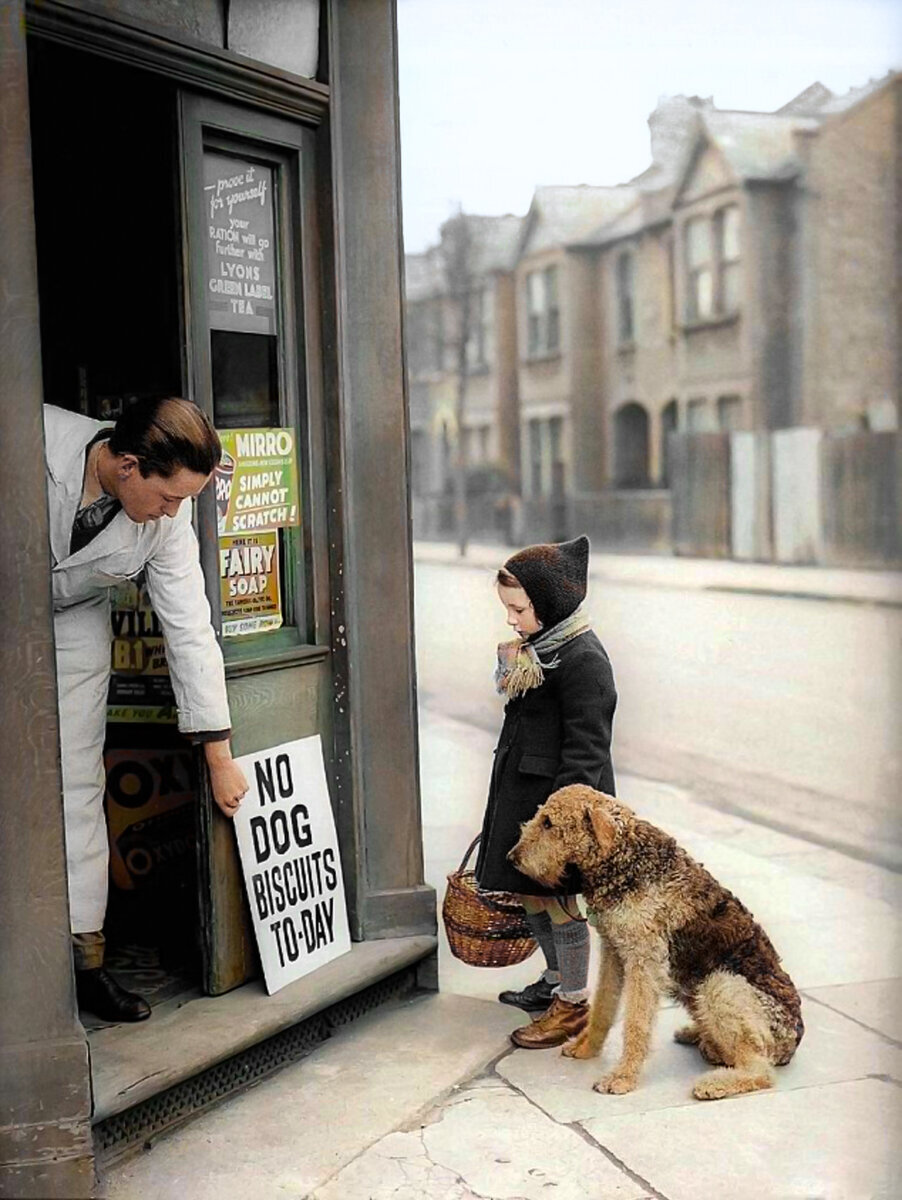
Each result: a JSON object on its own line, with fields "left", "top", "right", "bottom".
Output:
{"left": 220, "top": 532, "right": 283, "bottom": 638}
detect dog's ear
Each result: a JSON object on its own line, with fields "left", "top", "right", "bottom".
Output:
{"left": 584, "top": 801, "right": 616, "bottom": 853}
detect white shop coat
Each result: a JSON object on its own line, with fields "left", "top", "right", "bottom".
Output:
{"left": 45, "top": 404, "right": 230, "bottom": 931}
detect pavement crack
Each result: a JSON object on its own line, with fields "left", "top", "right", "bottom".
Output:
{"left": 567, "top": 1120, "right": 673, "bottom": 1200}
{"left": 867, "top": 1073, "right": 902, "bottom": 1090}
{"left": 801, "top": 992, "right": 902, "bottom": 1048}
{"left": 493, "top": 1061, "right": 671, "bottom": 1199}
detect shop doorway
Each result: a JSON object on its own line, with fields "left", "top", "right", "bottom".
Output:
{"left": 28, "top": 39, "right": 202, "bottom": 1020}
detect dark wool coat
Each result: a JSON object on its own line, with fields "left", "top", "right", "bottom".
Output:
{"left": 474, "top": 629, "right": 616, "bottom": 896}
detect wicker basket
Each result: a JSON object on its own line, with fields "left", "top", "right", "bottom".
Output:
{"left": 442, "top": 836, "right": 537, "bottom": 967}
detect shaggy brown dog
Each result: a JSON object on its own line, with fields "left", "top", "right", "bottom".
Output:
{"left": 508, "top": 785, "right": 804, "bottom": 1100}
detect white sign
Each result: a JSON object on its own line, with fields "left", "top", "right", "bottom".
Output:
{"left": 233, "top": 736, "right": 351, "bottom": 994}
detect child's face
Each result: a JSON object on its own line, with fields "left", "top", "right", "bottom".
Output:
{"left": 497, "top": 583, "right": 542, "bottom": 638}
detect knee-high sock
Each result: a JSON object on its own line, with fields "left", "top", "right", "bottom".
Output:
{"left": 552, "top": 918, "right": 590, "bottom": 1002}
{"left": 524, "top": 909, "right": 559, "bottom": 980}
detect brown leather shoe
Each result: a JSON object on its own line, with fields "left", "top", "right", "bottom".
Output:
{"left": 510, "top": 995, "right": 588, "bottom": 1049}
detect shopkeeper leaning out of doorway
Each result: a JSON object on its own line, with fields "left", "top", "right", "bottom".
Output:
{"left": 44, "top": 398, "right": 249, "bottom": 1023}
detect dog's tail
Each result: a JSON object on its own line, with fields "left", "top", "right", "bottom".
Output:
{"left": 692, "top": 1053, "right": 775, "bottom": 1101}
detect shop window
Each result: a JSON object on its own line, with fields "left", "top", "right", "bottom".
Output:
{"left": 616, "top": 251, "right": 636, "bottom": 344}
{"left": 613, "top": 402, "right": 650, "bottom": 488}
{"left": 526, "top": 266, "right": 560, "bottom": 357}
{"left": 197, "top": 148, "right": 305, "bottom": 646}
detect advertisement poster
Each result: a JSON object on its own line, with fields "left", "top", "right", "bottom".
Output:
{"left": 104, "top": 746, "right": 195, "bottom": 893}
{"left": 232, "top": 736, "right": 350, "bottom": 995}
{"left": 215, "top": 427, "right": 301, "bottom": 537}
{"left": 203, "top": 153, "right": 276, "bottom": 335}
{"left": 220, "top": 532, "right": 283, "bottom": 638}
{"left": 107, "top": 581, "right": 177, "bottom": 724}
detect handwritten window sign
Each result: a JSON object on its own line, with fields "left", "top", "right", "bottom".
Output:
{"left": 232, "top": 736, "right": 351, "bottom": 994}
{"left": 215, "top": 427, "right": 301, "bottom": 536}
{"left": 204, "top": 152, "right": 277, "bottom": 335}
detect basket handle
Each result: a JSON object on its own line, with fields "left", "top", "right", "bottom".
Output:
{"left": 457, "top": 835, "right": 481, "bottom": 873}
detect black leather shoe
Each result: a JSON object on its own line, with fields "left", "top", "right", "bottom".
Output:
{"left": 75, "top": 967, "right": 151, "bottom": 1023}
{"left": 498, "top": 975, "right": 557, "bottom": 1013}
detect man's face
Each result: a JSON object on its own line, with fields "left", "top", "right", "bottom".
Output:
{"left": 115, "top": 457, "right": 211, "bottom": 524}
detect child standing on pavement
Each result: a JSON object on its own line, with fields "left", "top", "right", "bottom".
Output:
{"left": 474, "top": 535, "right": 617, "bottom": 1048}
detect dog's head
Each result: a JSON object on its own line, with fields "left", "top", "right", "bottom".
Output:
{"left": 507, "top": 785, "right": 634, "bottom": 888}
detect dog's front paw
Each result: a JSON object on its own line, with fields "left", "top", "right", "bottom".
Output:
{"left": 593, "top": 1070, "right": 637, "bottom": 1094}
{"left": 562, "top": 1031, "right": 597, "bottom": 1059}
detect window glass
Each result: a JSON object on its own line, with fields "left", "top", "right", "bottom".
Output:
{"left": 717, "top": 394, "right": 742, "bottom": 430}
{"left": 685, "top": 218, "right": 713, "bottom": 321}
{"left": 203, "top": 150, "right": 302, "bottom": 643}
{"left": 617, "top": 252, "right": 635, "bottom": 342}
{"left": 720, "top": 207, "right": 741, "bottom": 262}
{"left": 721, "top": 263, "right": 741, "bottom": 314}
{"left": 527, "top": 271, "right": 545, "bottom": 316}
{"left": 686, "top": 218, "right": 711, "bottom": 268}
{"left": 544, "top": 266, "right": 558, "bottom": 307}
{"left": 528, "top": 418, "right": 543, "bottom": 496}
{"left": 687, "top": 397, "right": 710, "bottom": 431}
{"left": 695, "top": 270, "right": 714, "bottom": 319}
{"left": 545, "top": 268, "right": 560, "bottom": 352}
{"left": 211, "top": 332, "right": 279, "bottom": 429}
{"left": 716, "top": 206, "right": 741, "bottom": 314}
{"left": 526, "top": 268, "right": 560, "bottom": 355}
{"left": 481, "top": 288, "right": 495, "bottom": 367}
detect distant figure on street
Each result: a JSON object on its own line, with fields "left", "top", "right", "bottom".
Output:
{"left": 474, "top": 535, "right": 617, "bottom": 1048}
{"left": 45, "top": 398, "right": 248, "bottom": 1024}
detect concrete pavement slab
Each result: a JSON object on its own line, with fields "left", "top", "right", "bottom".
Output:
{"left": 421, "top": 1088, "right": 649, "bottom": 1200}
{"left": 580, "top": 1078, "right": 902, "bottom": 1200}
{"left": 311, "top": 1127, "right": 484, "bottom": 1200}
{"left": 100, "top": 993, "right": 523, "bottom": 1200}
{"left": 497, "top": 998, "right": 901, "bottom": 1123}
{"left": 762, "top": 910, "right": 902, "bottom": 989}
{"left": 770, "top": 848, "right": 902, "bottom": 909}
{"left": 314, "top": 1088, "right": 651, "bottom": 1199}
{"left": 804, "top": 979, "right": 902, "bottom": 1044}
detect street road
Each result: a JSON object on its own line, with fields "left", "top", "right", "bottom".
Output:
{"left": 413, "top": 560, "right": 902, "bottom": 868}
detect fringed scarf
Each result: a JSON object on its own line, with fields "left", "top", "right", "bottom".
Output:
{"left": 494, "top": 605, "right": 591, "bottom": 700}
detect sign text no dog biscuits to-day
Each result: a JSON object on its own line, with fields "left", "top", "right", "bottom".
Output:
{"left": 232, "top": 737, "right": 350, "bottom": 994}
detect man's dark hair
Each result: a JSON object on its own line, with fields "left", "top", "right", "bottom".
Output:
{"left": 108, "top": 397, "right": 221, "bottom": 479}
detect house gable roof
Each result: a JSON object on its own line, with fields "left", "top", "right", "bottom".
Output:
{"left": 517, "top": 185, "right": 638, "bottom": 259}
